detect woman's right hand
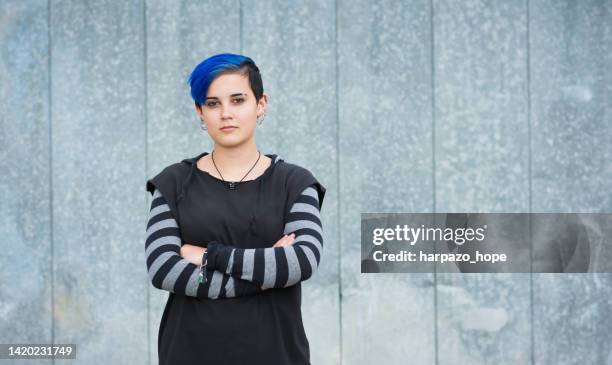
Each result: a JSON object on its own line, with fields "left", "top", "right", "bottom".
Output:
{"left": 272, "top": 233, "right": 296, "bottom": 248}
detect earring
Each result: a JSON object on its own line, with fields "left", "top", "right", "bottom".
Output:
{"left": 256, "top": 113, "right": 265, "bottom": 125}
{"left": 200, "top": 119, "right": 207, "bottom": 131}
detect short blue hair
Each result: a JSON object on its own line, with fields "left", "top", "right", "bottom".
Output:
{"left": 188, "top": 53, "right": 264, "bottom": 107}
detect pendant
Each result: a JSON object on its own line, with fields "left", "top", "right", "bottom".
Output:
{"left": 228, "top": 182, "right": 237, "bottom": 190}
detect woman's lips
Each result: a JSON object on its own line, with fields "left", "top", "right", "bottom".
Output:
{"left": 220, "top": 126, "right": 237, "bottom": 132}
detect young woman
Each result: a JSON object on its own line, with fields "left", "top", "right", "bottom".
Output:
{"left": 145, "top": 53, "right": 326, "bottom": 365}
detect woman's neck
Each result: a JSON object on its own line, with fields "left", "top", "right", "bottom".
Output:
{"left": 210, "top": 143, "right": 262, "bottom": 176}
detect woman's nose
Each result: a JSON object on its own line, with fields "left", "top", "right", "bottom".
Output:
{"left": 220, "top": 104, "right": 233, "bottom": 119}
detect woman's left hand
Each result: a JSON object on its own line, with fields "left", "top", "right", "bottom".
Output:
{"left": 180, "top": 244, "right": 206, "bottom": 266}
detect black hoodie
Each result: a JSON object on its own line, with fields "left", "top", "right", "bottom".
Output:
{"left": 146, "top": 151, "right": 326, "bottom": 365}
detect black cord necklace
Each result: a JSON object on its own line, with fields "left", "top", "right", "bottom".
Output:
{"left": 211, "top": 150, "right": 261, "bottom": 190}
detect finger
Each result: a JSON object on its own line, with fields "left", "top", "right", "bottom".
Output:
{"left": 273, "top": 235, "right": 289, "bottom": 247}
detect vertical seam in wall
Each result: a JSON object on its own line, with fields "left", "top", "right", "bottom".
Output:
{"left": 48, "top": 1, "right": 54, "bottom": 364}
{"left": 430, "top": 0, "right": 438, "bottom": 364}
{"left": 335, "top": 0, "right": 343, "bottom": 363}
{"left": 239, "top": 0, "right": 243, "bottom": 53}
{"left": 143, "top": 0, "right": 150, "bottom": 364}
{"left": 526, "top": 0, "right": 534, "bottom": 364}
{"left": 430, "top": 0, "right": 436, "bottom": 213}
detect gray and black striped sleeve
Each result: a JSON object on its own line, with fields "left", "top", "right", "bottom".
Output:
{"left": 205, "top": 184, "right": 323, "bottom": 289}
{"left": 146, "top": 188, "right": 262, "bottom": 299}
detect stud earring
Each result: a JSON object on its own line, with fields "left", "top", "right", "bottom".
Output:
{"left": 200, "top": 119, "right": 207, "bottom": 131}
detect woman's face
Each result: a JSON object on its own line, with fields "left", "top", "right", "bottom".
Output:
{"left": 196, "top": 72, "right": 266, "bottom": 148}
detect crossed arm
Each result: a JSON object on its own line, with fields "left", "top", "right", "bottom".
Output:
{"left": 146, "top": 188, "right": 261, "bottom": 299}
{"left": 145, "top": 184, "right": 323, "bottom": 298}
{"left": 203, "top": 184, "right": 323, "bottom": 289}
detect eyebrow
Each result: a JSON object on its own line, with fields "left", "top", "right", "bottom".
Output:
{"left": 205, "top": 93, "right": 247, "bottom": 100}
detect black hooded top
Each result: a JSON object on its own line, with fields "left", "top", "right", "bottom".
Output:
{"left": 146, "top": 151, "right": 326, "bottom": 365}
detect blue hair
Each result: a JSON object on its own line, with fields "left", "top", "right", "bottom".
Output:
{"left": 187, "top": 53, "right": 264, "bottom": 107}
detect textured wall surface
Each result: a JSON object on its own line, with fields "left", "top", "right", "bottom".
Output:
{"left": 1, "top": 0, "right": 610, "bottom": 364}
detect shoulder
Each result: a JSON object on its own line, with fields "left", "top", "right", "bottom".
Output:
{"left": 275, "top": 159, "right": 326, "bottom": 210}
{"left": 146, "top": 161, "right": 191, "bottom": 195}
{"left": 277, "top": 160, "right": 316, "bottom": 184}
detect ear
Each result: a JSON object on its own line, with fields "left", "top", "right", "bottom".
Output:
{"left": 257, "top": 93, "right": 268, "bottom": 114}
{"left": 195, "top": 102, "right": 203, "bottom": 118}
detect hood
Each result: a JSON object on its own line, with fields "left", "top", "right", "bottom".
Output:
{"left": 176, "top": 151, "right": 283, "bottom": 236}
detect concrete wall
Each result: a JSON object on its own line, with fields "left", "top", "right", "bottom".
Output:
{"left": 1, "top": 0, "right": 610, "bottom": 364}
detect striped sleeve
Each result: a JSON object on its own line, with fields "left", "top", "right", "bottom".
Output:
{"left": 205, "top": 184, "right": 323, "bottom": 289}
{"left": 145, "top": 188, "right": 262, "bottom": 299}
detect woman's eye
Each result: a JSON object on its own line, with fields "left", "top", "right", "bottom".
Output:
{"left": 205, "top": 99, "right": 243, "bottom": 107}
